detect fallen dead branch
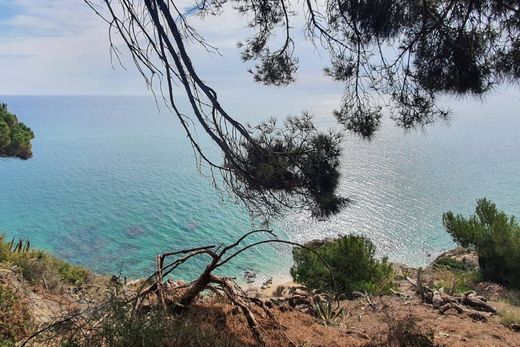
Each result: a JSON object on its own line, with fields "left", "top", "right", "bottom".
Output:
{"left": 142, "top": 230, "right": 338, "bottom": 345}
{"left": 407, "top": 267, "right": 496, "bottom": 321}
{"left": 23, "top": 230, "right": 334, "bottom": 346}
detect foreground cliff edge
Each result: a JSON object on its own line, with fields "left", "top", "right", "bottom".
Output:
{"left": 1, "top": 239, "right": 519, "bottom": 347}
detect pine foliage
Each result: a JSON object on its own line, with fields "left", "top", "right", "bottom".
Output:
{"left": 443, "top": 199, "right": 520, "bottom": 289}
{"left": 291, "top": 235, "right": 393, "bottom": 297}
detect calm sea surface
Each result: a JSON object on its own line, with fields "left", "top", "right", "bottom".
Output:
{"left": 1, "top": 94, "right": 519, "bottom": 280}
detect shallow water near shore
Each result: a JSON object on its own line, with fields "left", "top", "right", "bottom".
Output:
{"left": 0, "top": 94, "right": 519, "bottom": 280}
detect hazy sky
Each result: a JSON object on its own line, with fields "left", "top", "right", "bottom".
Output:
{"left": 0, "top": 0, "right": 346, "bottom": 115}
{"left": 0, "top": 1, "right": 142, "bottom": 94}
{"left": 1, "top": 0, "right": 518, "bottom": 120}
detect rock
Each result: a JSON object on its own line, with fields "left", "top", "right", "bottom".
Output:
{"left": 279, "top": 303, "right": 292, "bottom": 312}
{"left": 293, "top": 288, "right": 308, "bottom": 296}
{"left": 393, "top": 266, "right": 404, "bottom": 280}
{"left": 288, "top": 295, "right": 311, "bottom": 307}
{"left": 256, "top": 292, "right": 268, "bottom": 299}
{"left": 280, "top": 287, "right": 292, "bottom": 297}
{"left": 126, "top": 278, "right": 145, "bottom": 287}
{"left": 432, "top": 290, "right": 443, "bottom": 308}
{"left": 467, "top": 311, "right": 489, "bottom": 322}
{"left": 243, "top": 271, "right": 257, "bottom": 282}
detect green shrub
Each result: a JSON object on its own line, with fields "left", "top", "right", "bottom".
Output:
{"left": 0, "top": 235, "right": 90, "bottom": 289}
{"left": 16, "top": 252, "right": 91, "bottom": 288}
{"left": 499, "top": 307, "right": 520, "bottom": 327}
{"left": 312, "top": 298, "right": 346, "bottom": 326}
{"left": 290, "top": 235, "right": 394, "bottom": 297}
{"left": 433, "top": 257, "right": 471, "bottom": 271}
{"left": 443, "top": 198, "right": 520, "bottom": 289}
{"left": 433, "top": 257, "right": 480, "bottom": 294}
{"left": 505, "top": 289, "right": 520, "bottom": 307}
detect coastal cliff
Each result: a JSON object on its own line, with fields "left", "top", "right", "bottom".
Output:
{"left": 1, "top": 239, "right": 519, "bottom": 346}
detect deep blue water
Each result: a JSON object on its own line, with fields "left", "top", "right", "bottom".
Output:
{"left": 0, "top": 94, "right": 519, "bottom": 280}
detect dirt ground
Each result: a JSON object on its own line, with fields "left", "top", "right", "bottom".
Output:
{"left": 166, "top": 293, "right": 520, "bottom": 347}
{"left": 3, "top": 248, "right": 520, "bottom": 347}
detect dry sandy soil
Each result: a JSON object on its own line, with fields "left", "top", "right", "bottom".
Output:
{"left": 3, "top": 247, "right": 520, "bottom": 346}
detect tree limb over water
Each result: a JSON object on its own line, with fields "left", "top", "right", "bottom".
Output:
{"left": 85, "top": 0, "right": 520, "bottom": 219}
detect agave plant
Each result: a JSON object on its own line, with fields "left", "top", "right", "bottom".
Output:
{"left": 7, "top": 238, "right": 31, "bottom": 253}
{"left": 312, "top": 298, "right": 346, "bottom": 326}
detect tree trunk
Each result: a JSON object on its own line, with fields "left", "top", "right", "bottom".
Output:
{"left": 178, "top": 265, "right": 215, "bottom": 308}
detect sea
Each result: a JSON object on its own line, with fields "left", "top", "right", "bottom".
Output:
{"left": 0, "top": 92, "right": 519, "bottom": 281}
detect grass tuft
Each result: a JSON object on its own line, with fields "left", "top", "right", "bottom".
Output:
{"left": 1, "top": 235, "right": 91, "bottom": 291}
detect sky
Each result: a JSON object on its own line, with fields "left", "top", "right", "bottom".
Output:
{"left": 0, "top": 0, "right": 345, "bottom": 116}
{"left": 0, "top": 1, "right": 145, "bottom": 94}
{"left": 0, "top": 0, "right": 518, "bottom": 120}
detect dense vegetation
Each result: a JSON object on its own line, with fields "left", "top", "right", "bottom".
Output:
{"left": 0, "top": 103, "right": 34, "bottom": 159}
{"left": 443, "top": 199, "right": 520, "bottom": 289}
{"left": 0, "top": 236, "right": 93, "bottom": 345}
{"left": 0, "top": 235, "right": 91, "bottom": 290}
{"left": 290, "top": 235, "right": 394, "bottom": 297}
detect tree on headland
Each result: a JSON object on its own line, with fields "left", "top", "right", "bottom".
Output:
{"left": 0, "top": 103, "right": 34, "bottom": 160}
{"left": 85, "top": 0, "right": 520, "bottom": 219}
{"left": 443, "top": 199, "right": 520, "bottom": 289}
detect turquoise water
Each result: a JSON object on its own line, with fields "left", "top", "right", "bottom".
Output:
{"left": 0, "top": 96, "right": 287, "bottom": 280}
{"left": 0, "top": 94, "right": 519, "bottom": 280}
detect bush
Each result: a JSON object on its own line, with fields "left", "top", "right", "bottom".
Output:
{"left": 0, "top": 284, "right": 33, "bottom": 345}
{"left": 0, "top": 235, "right": 91, "bottom": 290}
{"left": 48, "top": 295, "right": 248, "bottom": 347}
{"left": 365, "top": 315, "right": 444, "bottom": 347}
{"left": 433, "top": 257, "right": 480, "bottom": 294}
{"left": 290, "top": 235, "right": 394, "bottom": 297}
{"left": 443, "top": 199, "right": 520, "bottom": 289}
{"left": 433, "top": 257, "right": 472, "bottom": 271}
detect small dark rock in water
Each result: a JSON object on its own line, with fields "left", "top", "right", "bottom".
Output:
{"left": 261, "top": 276, "right": 273, "bottom": 287}
{"left": 125, "top": 225, "right": 145, "bottom": 237}
{"left": 244, "top": 270, "right": 258, "bottom": 284}
{"left": 186, "top": 221, "right": 199, "bottom": 231}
